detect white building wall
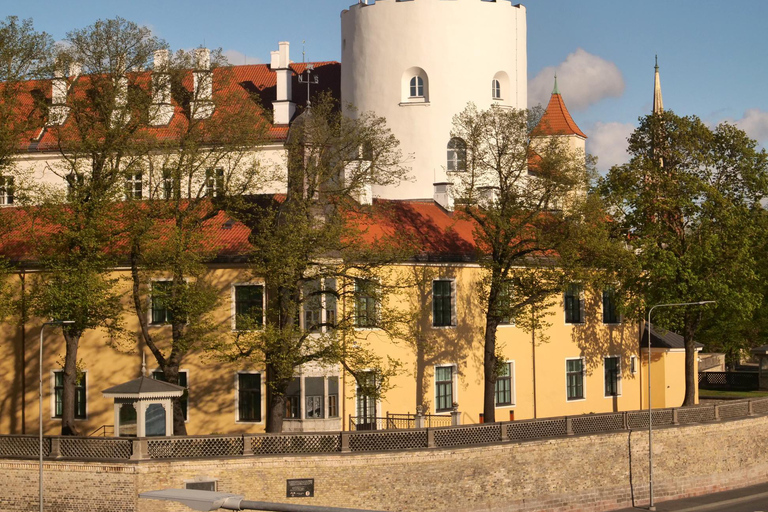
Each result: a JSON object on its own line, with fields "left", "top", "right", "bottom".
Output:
{"left": 341, "top": 0, "right": 527, "bottom": 200}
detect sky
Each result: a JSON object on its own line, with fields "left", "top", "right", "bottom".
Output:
{"left": 3, "top": 0, "right": 767, "bottom": 172}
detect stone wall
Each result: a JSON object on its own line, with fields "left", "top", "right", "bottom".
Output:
{"left": 3, "top": 414, "right": 768, "bottom": 512}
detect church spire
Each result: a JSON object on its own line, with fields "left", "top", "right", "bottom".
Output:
{"left": 552, "top": 74, "right": 559, "bottom": 95}
{"left": 653, "top": 55, "right": 664, "bottom": 114}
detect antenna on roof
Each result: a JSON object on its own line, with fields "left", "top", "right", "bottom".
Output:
{"left": 302, "top": 40, "right": 306, "bottom": 63}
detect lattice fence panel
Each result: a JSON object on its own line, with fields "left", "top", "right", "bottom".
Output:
{"left": 753, "top": 399, "right": 768, "bottom": 415}
{"left": 149, "top": 436, "right": 243, "bottom": 459}
{"left": 627, "top": 409, "right": 673, "bottom": 429}
{"left": 60, "top": 438, "right": 132, "bottom": 459}
{"left": 718, "top": 402, "right": 749, "bottom": 420}
{"left": 677, "top": 406, "right": 716, "bottom": 425}
{"left": 572, "top": 413, "right": 624, "bottom": 435}
{"left": 251, "top": 434, "right": 340, "bottom": 454}
{"left": 507, "top": 418, "right": 567, "bottom": 440}
{"left": 349, "top": 430, "right": 427, "bottom": 452}
{"left": 434, "top": 425, "right": 499, "bottom": 448}
{"left": 0, "top": 436, "right": 49, "bottom": 458}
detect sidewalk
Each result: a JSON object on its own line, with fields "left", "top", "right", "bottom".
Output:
{"left": 612, "top": 481, "right": 768, "bottom": 512}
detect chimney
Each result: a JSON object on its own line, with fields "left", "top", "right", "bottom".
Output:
{"left": 191, "top": 47, "right": 214, "bottom": 119}
{"left": 476, "top": 186, "right": 498, "bottom": 206}
{"left": 272, "top": 41, "right": 295, "bottom": 125}
{"left": 48, "top": 66, "right": 70, "bottom": 126}
{"left": 149, "top": 49, "right": 174, "bottom": 126}
{"left": 434, "top": 182, "right": 454, "bottom": 211}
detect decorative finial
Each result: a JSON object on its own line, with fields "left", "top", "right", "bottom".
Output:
{"left": 655, "top": 55, "right": 658, "bottom": 71}
{"left": 552, "top": 74, "right": 560, "bottom": 95}
{"left": 141, "top": 352, "right": 147, "bottom": 377}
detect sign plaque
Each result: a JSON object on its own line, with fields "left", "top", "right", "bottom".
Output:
{"left": 286, "top": 478, "right": 315, "bottom": 498}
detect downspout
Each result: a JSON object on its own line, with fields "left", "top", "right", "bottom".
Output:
{"left": 19, "top": 271, "right": 26, "bottom": 434}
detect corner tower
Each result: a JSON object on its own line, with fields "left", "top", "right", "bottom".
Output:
{"left": 341, "top": 0, "right": 527, "bottom": 200}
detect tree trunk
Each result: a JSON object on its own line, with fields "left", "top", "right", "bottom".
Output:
{"left": 160, "top": 364, "right": 187, "bottom": 436}
{"left": 682, "top": 314, "right": 698, "bottom": 406}
{"left": 483, "top": 316, "right": 499, "bottom": 423}
{"left": 415, "top": 336, "right": 426, "bottom": 411}
{"left": 265, "top": 362, "right": 286, "bottom": 433}
{"left": 60, "top": 331, "right": 81, "bottom": 436}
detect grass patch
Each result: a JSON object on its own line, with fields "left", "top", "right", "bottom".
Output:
{"left": 699, "top": 389, "right": 768, "bottom": 399}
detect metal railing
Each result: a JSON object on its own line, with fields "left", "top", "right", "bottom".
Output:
{"left": 89, "top": 425, "right": 115, "bottom": 437}
{"left": 3, "top": 398, "right": 767, "bottom": 462}
{"left": 348, "top": 413, "right": 453, "bottom": 431}
{"left": 698, "top": 371, "right": 759, "bottom": 391}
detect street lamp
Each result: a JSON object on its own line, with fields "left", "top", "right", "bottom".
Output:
{"left": 140, "top": 489, "right": 389, "bottom": 512}
{"left": 646, "top": 301, "right": 714, "bottom": 511}
{"left": 39, "top": 320, "right": 74, "bottom": 512}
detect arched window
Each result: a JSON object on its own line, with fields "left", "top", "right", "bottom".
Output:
{"left": 492, "top": 79, "right": 501, "bottom": 100}
{"left": 447, "top": 138, "right": 467, "bottom": 172}
{"left": 410, "top": 76, "right": 424, "bottom": 98}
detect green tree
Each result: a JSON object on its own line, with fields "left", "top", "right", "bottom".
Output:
{"left": 450, "top": 103, "right": 610, "bottom": 423}
{"left": 598, "top": 111, "right": 768, "bottom": 405}
{"left": 32, "top": 18, "right": 165, "bottom": 435}
{"left": 216, "top": 94, "right": 408, "bottom": 432}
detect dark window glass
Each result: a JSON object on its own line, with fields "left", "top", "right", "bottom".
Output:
{"left": 305, "top": 377, "right": 324, "bottom": 419}
{"left": 151, "top": 281, "right": 173, "bottom": 325}
{"left": 285, "top": 377, "right": 301, "bottom": 419}
{"left": 603, "top": 287, "right": 619, "bottom": 324}
{"left": 565, "top": 284, "right": 583, "bottom": 324}
{"left": 328, "top": 376, "right": 339, "bottom": 418}
{"left": 492, "top": 79, "right": 501, "bottom": 99}
{"left": 435, "top": 366, "right": 454, "bottom": 412}
{"left": 566, "top": 359, "right": 584, "bottom": 400}
{"left": 495, "top": 362, "right": 512, "bottom": 406}
{"left": 235, "top": 285, "right": 264, "bottom": 330}
{"left": 54, "top": 371, "right": 86, "bottom": 419}
{"left": 410, "top": 76, "right": 424, "bottom": 97}
{"left": 356, "top": 372, "right": 377, "bottom": 427}
{"left": 238, "top": 373, "right": 261, "bottom": 422}
{"left": 0, "top": 176, "right": 14, "bottom": 205}
{"left": 433, "top": 280, "right": 453, "bottom": 327}
{"left": 152, "top": 370, "right": 188, "bottom": 420}
{"left": 446, "top": 137, "right": 467, "bottom": 172}
{"left": 355, "top": 279, "right": 379, "bottom": 328}
{"left": 496, "top": 281, "right": 513, "bottom": 325}
{"left": 205, "top": 168, "right": 224, "bottom": 197}
{"left": 605, "top": 357, "right": 620, "bottom": 396}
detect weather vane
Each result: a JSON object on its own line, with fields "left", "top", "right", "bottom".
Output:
{"left": 299, "top": 63, "right": 319, "bottom": 107}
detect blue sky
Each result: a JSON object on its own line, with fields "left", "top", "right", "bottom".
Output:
{"left": 4, "top": 0, "right": 767, "bottom": 171}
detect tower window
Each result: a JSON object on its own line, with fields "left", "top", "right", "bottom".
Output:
{"left": 446, "top": 138, "right": 467, "bottom": 172}
{"left": 492, "top": 79, "right": 501, "bottom": 100}
{"left": 409, "top": 76, "right": 424, "bottom": 98}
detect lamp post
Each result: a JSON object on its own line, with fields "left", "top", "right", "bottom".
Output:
{"left": 39, "top": 320, "right": 74, "bottom": 512}
{"left": 140, "top": 489, "right": 389, "bottom": 512}
{"left": 646, "top": 301, "right": 714, "bottom": 511}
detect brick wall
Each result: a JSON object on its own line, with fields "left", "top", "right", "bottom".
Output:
{"left": 3, "top": 415, "right": 768, "bottom": 512}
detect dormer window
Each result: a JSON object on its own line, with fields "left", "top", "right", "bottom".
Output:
{"left": 410, "top": 76, "right": 424, "bottom": 98}
{"left": 492, "top": 79, "right": 501, "bottom": 100}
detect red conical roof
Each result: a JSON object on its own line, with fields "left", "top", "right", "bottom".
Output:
{"left": 533, "top": 91, "right": 587, "bottom": 139}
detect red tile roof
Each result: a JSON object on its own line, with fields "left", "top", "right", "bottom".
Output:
{"left": 532, "top": 92, "right": 587, "bottom": 139}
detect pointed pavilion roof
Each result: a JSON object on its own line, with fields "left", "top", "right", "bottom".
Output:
{"left": 653, "top": 55, "right": 664, "bottom": 114}
{"left": 532, "top": 77, "right": 587, "bottom": 139}
{"left": 102, "top": 376, "right": 185, "bottom": 399}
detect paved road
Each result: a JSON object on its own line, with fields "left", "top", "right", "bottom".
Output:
{"left": 613, "top": 482, "right": 768, "bottom": 512}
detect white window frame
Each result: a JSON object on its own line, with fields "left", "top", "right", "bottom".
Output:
{"left": 494, "top": 360, "right": 516, "bottom": 408}
{"left": 0, "top": 175, "right": 14, "bottom": 206}
{"left": 565, "top": 357, "right": 586, "bottom": 402}
{"left": 51, "top": 369, "right": 88, "bottom": 420}
{"left": 235, "top": 371, "right": 265, "bottom": 424}
{"left": 125, "top": 172, "right": 143, "bottom": 200}
{"left": 231, "top": 282, "right": 266, "bottom": 331}
{"left": 434, "top": 363, "right": 458, "bottom": 414}
{"left": 446, "top": 137, "right": 467, "bottom": 173}
{"left": 151, "top": 368, "right": 190, "bottom": 423}
{"left": 432, "top": 278, "right": 456, "bottom": 328}
{"left": 603, "top": 355, "right": 622, "bottom": 398}
{"left": 492, "top": 79, "right": 501, "bottom": 100}
{"left": 409, "top": 76, "right": 424, "bottom": 98}
{"left": 630, "top": 355, "right": 638, "bottom": 375}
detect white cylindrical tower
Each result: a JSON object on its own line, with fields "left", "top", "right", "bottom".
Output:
{"left": 341, "top": 0, "right": 527, "bottom": 201}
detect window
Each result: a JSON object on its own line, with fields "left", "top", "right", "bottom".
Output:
{"left": 302, "top": 278, "right": 336, "bottom": 332}
{"left": 432, "top": 280, "right": 453, "bottom": 327}
{"left": 630, "top": 355, "right": 638, "bottom": 374}
{"left": 446, "top": 138, "right": 467, "bottom": 172}
{"left": 328, "top": 376, "right": 339, "bottom": 418}
{"left": 152, "top": 370, "right": 189, "bottom": 421}
{"left": 495, "top": 362, "right": 514, "bottom": 406}
{"left": 602, "top": 287, "right": 619, "bottom": 324}
{"left": 237, "top": 373, "right": 261, "bottom": 422}
{"left": 492, "top": 79, "right": 501, "bottom": 99}
{"left": 409, "top": 76, "right": 424, "bottom": 97}
{"left": 186, "top": 480, "right": 217, "bottom": 492}
{"left": 234, "top": 285, "right": 264, "bottom": 330}
{"left": 125, "top": 173, "right": 142, "bottom": 200}
{"left": 162, "top": 169, "right": 175, "bottom": 200}
{"left": 566, "top": 358, "right": 585, "bottom": 400}
{"left": 53, "top": 370, "right": 86, "bottom": 419}
{"left": 496, "top": 281, "right": 514, "bottom": 325}
{"left": 305, "top": 377, "right": 324, "bottom": 419}
{"left": 355, "top": 279, "right": 379, "bottom": 328}
{"left": 285, "top": 377, "right": 301, "bottom": 419}
{"left": 151, "top": 281, "right": 173, "bottom": 325}
{"left": 435, "top": 366, "right": 455, "bottom": 412}
{"left": 205, "top": 168, "right": 224, "bottom": 198}
{"left": 564, "top": 284, "right": 584, "bottom": 324}
{"left": 0, "top": 176, "right": 14, "bottom": 205}
{"left": 604, "top": 357, "right": 620, "bottom": 397}
{"left": 356, "top": 372, "right": 378, "bottom": 428}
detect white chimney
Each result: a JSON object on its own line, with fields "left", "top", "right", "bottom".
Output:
{"left": 191, "top": 47, "right": 214, "bottom": 119}
{"left": 272, "top": 41, "right": 295, "bottom": 125}
{"left": 434, "top": 182, "right": 454, "bottom": 211}
{"left": 48, "top": 66, "right": 70, "bottom": 126}
{"left": 150, "top": 49, "right": 174, "bottom": 126}
{"left": 270, "top": 50, "right": 279, "bottom": 69}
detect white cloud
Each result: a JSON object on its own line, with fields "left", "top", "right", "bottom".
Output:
{"left": 529, "top": 49, "right": 624, "bottom": 111}
{"left": 587, "top": 122, "right": 635, "bottom": 174}
{"left": 222, "top": 49, "right": 262, "bottom": 66}
{"left": 731, "top": 109, "right": 768, "bottom": 145}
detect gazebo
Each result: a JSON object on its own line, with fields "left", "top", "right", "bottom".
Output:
{"left": 102, "top": 376, "right": 185, "bottom": 437}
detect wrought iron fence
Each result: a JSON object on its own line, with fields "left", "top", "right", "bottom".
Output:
{"left": 348, "top": 413, "right": 453, "bottom": 431}
{"left": 698, "top": 371, "right": 759, "bottom": 391}
{"left": 2, "top": 398, "right": 767, "bottom": 462}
